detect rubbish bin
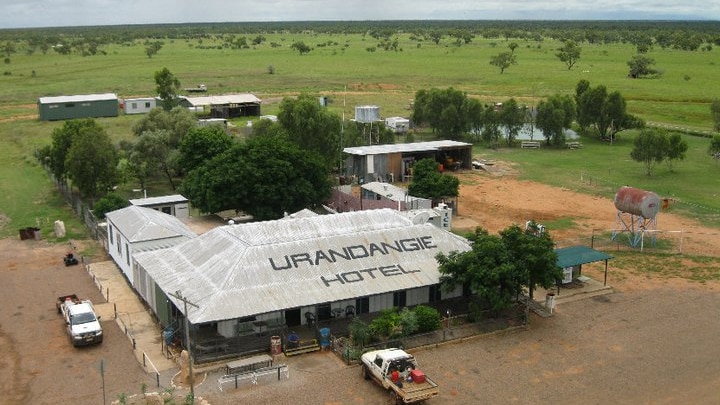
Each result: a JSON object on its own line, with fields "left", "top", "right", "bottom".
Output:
{"left": 270, "top": 335, "right": 282, "bottom": 355}
{"left": 163, "top": 327, "right": 174, "bottom": 345}
{"left": 319, "top": 327, "right": 331, "bottom": 349}
{"left": 545, "top": 293, "right": 556, "bottom": 313}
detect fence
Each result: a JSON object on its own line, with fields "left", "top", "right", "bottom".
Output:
{"left": 555, "top": 228, "right": 720, "bottom": 256}
{"left": 332, "top": 305, "right": 528, "bottom": 365}
{"left": 218, "top": 364, "right": 289, "bottom": 391}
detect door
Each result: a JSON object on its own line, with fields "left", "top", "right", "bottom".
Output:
{"left": 285, "top": 308, "right": 301, "bottom": 327}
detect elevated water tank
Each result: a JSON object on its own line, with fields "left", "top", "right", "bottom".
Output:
{"left": 354, "top": 105, "right": 380, "bottom": 123}
{"left": 613, "top": 186, "right": 661, "bottom": 219}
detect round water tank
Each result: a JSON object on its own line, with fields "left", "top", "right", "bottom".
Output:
{"left": 354, "top": 105, "right": 380, "bottom": 123}
{"left": 613, "top": 186, "right": 661, "bottom": 219}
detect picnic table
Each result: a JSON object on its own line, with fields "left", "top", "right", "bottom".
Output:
{"left": 226, "top": 354, "right": 273, "bottom": 375}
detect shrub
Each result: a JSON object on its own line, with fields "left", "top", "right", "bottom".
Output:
{"left": 398, "top": 307, "right": 418, "bottom": 336}
{"left": 347, "top": 317, "right": 371, "bottom": 347}
{"left": 413, "top": 305, "right": 441, "bottom": 332}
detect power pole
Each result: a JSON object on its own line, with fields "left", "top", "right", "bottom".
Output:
{"left": 169, "top": 290, "right": 199, "bottom": 403}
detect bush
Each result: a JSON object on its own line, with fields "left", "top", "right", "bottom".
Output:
{"left": 399, "top": 307, "right": 418, "bottom": 335}
{"left": 347, "top": 317, "right": 371, "bottom": 347}
{"left": 369, "top": 308, "right": 401, "bottom": 340}
{"left": 93, "top": 192, "right": 129, "bottom": 219}
{"left": 413, "top": 305, "right": 441, "bottom": 333}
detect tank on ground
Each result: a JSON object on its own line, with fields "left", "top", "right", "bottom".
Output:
{"left": 613, "top": 186, "right": 661, "bottom": 219}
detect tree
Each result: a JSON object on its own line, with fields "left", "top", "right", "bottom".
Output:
{"left": 500, "top": 223, "right": 561, "bottom": 299}
{"left": 144, "top": 40, "right": 163, "bottom": 58}
{"left": 407, "top": 158, "right": 459, "bottom": 202}
{"left": 711, "top": 99, "right": 720, "bottom": 132}
{"left": 290, "top": 41, "right": 311, "bottom": 55}
{"left": 277, "top": 94, "right": 342, "bottom": 168}
{"left": 65, "top": 122, "right": 118, "bottom": 198}
{"left": 556, "top": 40, "right": 581, "bottom": 70}
{"left": 630, "top": 128, "right": 669, "bottom": 176}
{"left": 437, "top": 224, "right": 561, "bottom": 315}
{"left": 181, "top": 135, "right": 332, "bottom": 220}
{"left": 48, "top": 119, "right": 100, "bottom": 183}
{"left": 508, "top": 42, "right": 519, "bottom": 54}
{"left": 499, "top": 98, "right": 525, "bottom": 146}
{"left": 665, "top": 132, "right": 688, "bottom": 172}
{"left": 480, "top": 104, "right": 502, "bottom": 146}
{"left": 576, "top": 81, "right": 644, "bottom": 140}
{"left": 489, "top": 51, "right": 517, "bottom": 74}
{"left": 132, "top": 130, "right": 178, "bottom": 190}
{"left": 93, "top": 193, "right": 129, "bottom": 219}
{"left": 708, "top": 134, "right": 720, "bottom": 158}
{"left": 574, "top": 79, "right": 592, "bottom": 132}
{"left": 437, "top": 228, "right": 519, "bottom": 314}
{"left": 627, "top": 55, "right": 659, "bottom": 78}
{"left": 535, "top": 94, "right": 575, "bottom": 146}
{"left": 177, "top": 126, "right": 234, "bottom": 173}
{"left": 411, "top": 87, "right": 475, "bottom": 140}
{"left": 154, "top": 67, "right": 181, "bottom": 110}
{"left": 132, "top": 106, "right": 196, "bottom": 148}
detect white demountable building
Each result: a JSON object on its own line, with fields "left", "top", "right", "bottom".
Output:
{"left": 105, "top": 206, "right": 196, "bottom": 285}
{"left": 385, "top": 116, "right": 410, "bottom": 133}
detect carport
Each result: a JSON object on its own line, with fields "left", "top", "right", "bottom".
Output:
{"left": 555, "top": 245, "right": 613, "bottom": 287}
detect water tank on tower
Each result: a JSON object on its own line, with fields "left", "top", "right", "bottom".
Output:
{"left": 613, "top": 186, "right": 661, "bottom": 219}
{"left": 354, "top": 105, "right": 380, "bottom": 123}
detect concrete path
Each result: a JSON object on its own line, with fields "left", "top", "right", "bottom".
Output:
{"left": 86, "top": 260, "right": 178, "bottom": 374}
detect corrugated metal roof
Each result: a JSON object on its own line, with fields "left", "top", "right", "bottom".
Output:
{"left": 181, "top": 94, "right": 261, "bottom": 107}
{"left": 106, "top": 206, "right": 196, "bottom": 243}
{"left": 129, "top": 194, "right": 189, "bottom": 206}
{"left": 362, "top": 182, "right": 426, "bottom": 204}
{"left": 38, "top": 93, "right": 118, "bottom": 104}
{"left": 134, "top": 209, "right": 471, "bottom": 324}
{"left": 555, "top": 245, "right": 613, "bottom": 268}
{"left": 343, "top": 140, "right": 472, "bottom": 156}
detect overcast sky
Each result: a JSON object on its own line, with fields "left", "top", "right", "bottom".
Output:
{"left": 2, "top": 1, "right": 718, "bottom": 29}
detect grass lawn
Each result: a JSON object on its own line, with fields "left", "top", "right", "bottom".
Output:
{"left": 1, "top": 30, "right": 719, "bottom": 238}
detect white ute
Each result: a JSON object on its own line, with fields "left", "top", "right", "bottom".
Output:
{"left": 57, "top": 295, "right": 103, "bottom": 347}
{"left": 361, "top": 348, "right": 439, "bottom": 404}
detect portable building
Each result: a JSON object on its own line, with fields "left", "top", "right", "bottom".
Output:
{"left": 385, "top": 116, "right": 410, "bottom": 133}
{"left": 123, "top": 97, "right": 157, "bottom": 115}
{"left": 129, "top": 194, "right": 190, "bottom": 219}
{"left": 106, "top": 206, "right": 196, "bottom": 285}
{"left": 38, "top": 93, "right": 119, "bottom": 121}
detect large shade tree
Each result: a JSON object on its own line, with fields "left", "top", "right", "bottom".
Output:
{"left": 277, "top": 94, "right": 342, "bottom": 169}
{"left": 535, "top": 94, "right": 575, "bottom": 146}
{"left": 412, "top": 87, "right": 475, "bottom": 140}
{"left": 181, "top": 135, "right": 332, "bottom": 220}
{"left": 65, "top": 122, "right": 119, "bottom": 198}
{"left": 407, "top": 158, "right": 460, "bottom": 202}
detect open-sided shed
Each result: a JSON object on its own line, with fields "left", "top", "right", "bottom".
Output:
{"left": 344, "top": 140, "right": 473, "bottom": 184}
{"left": 179, "top": 94, "right": 261, "bottom": 118}
{"left": 555, "top": 245, "right": 613, "bottom": 286}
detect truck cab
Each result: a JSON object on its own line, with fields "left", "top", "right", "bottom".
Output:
{"left": 60, "top": 297, "right": 103, "bottom": 347}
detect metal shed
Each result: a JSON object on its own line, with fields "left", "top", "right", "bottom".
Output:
{"left": 344, "top": 140, "right": 473, "bottom": 183}
{"left": 555, "top": 245, "right": 613, "bottom": 286}
{"left": 179, "top": 94, "right": 261, "bottom": 119}
{"left": 38, "top": 93, "right": 119, "bottom": 121}
{"left": 123, "top": 97, "right": 157, "bottom": 115}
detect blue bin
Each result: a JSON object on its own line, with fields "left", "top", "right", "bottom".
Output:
{"left": 319, "top": 327, "right": 331, "bottom": 348}
{"left": 163, "top": 328, "right": 174, "bottom": 345}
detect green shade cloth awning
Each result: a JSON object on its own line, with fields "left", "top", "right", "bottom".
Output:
{"left": 555, "top": 245, "right": 613, "bottom": 268}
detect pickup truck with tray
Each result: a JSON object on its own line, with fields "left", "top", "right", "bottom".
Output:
{"left": 56, "top": 294, "right": 103, "bottom": 347}
{"left": 361, "top": 348, "right": 439, "bottom": 404}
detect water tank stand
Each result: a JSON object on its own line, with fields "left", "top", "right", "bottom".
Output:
{"left": 611, "top": 211, "right": 657, "bottom": 248}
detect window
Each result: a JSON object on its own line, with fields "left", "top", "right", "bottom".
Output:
{"left": 116, "top": 233, "right": 121, "bottom": 254}
{"left": 108, "top": 225, "right": 113, "bottom": 244}
{"left": 144, "top": 102, "right": 151, "bottom": 108}
{"left": 131, "top": 102, "right": 138, "bottom": 109}
{"left": 125, "top": 244, "right": 130, "bottom": 266}
{"left": 65, "top": 103, "right": 75, "bottom": 108}
{"left": 161, "top": 206, "right": 172, "bottom": 215}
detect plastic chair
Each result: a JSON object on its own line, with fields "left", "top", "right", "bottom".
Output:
{"left": 304, "top": 312, "right": 316, "bottom": 326}
{"left": 345, "top": 305, "right": 355, "bottom": 317}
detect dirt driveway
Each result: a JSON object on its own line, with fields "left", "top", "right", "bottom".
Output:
{"left": 1, "top": 166, "right": 719, "bottom": 404}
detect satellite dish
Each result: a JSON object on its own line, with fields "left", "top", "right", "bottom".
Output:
{"left": 411, "top": 212, "right": 430, "bottom": 225}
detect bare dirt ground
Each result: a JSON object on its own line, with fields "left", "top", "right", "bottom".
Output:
{"left": 1, "top": 164, "right": 719, "bottom": 404}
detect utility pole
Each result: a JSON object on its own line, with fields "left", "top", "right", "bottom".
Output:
{"left": 169, "top": 290, "right": 199, "bottom": 403}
